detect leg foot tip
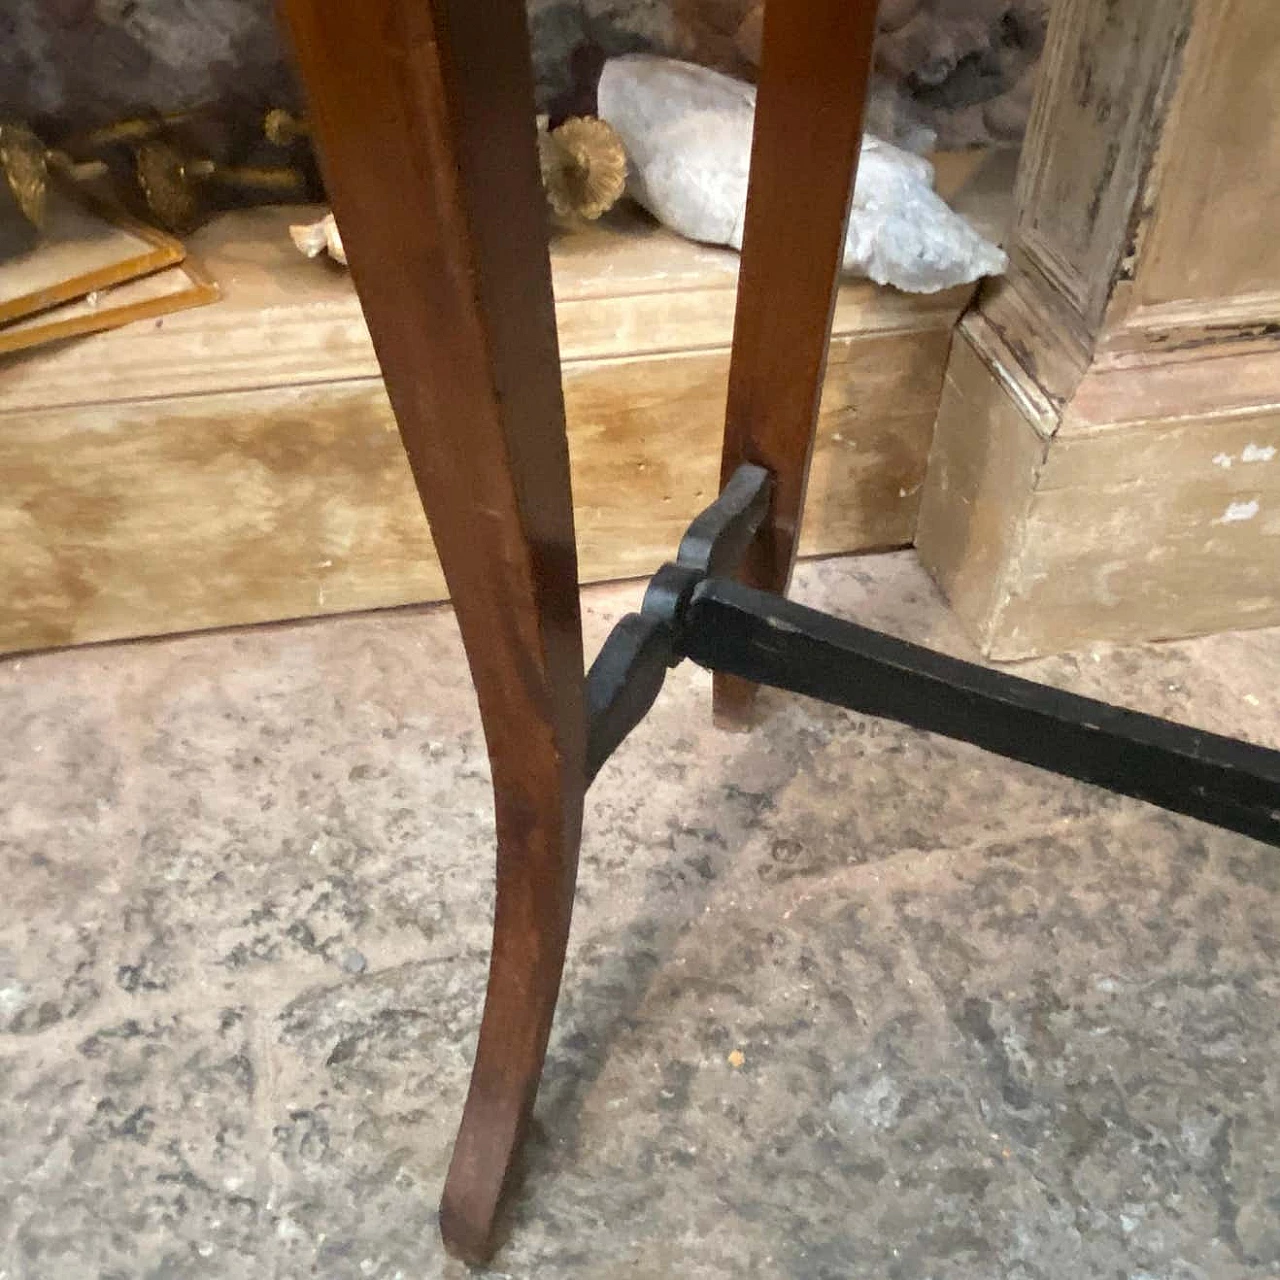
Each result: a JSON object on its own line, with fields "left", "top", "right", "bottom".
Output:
{"left": 712, "top": 671, "right": 761, "bottom": 731}
{"left": 712, "top": 706, "right": 757, "bottom": 733}
{"left": 439, "top": 1196, "right": 497, "bottom": 1266}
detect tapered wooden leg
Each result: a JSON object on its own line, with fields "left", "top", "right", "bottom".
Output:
{"left": 714, "top": 0, "right": 880, "bottom": 728}
{"left": 279, "top": 0, "right": 585, "bottom": 1263}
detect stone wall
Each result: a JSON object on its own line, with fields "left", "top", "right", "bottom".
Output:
{"left": 534, "top": 0, "right": 1050, "bottom": 147}
{"left": 1, "top": 0, "right": 1049, "bottom": 149}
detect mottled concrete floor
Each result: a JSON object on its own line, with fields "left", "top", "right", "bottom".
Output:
{"left": 3, "top": 553, "right": 1279, "bottom": 1280}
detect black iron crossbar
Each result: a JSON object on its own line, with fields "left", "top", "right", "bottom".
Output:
{"left": 584, "top": 464, "right": 1280, "bottom": 847}
{"left": 584, "top": 464, "right": 773, "bottom": 781}
{"left": 683, "top": 577, "right": 1280, "bottom": 847}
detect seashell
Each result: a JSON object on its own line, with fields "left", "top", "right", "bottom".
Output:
{"left": 135, "top": 139, "right": 310, "bottom": 234}
{"left": 289, "top": 211, "right": 346, "bottom": 264}
{"left": 292, "top": 115, "right": 623, "bottom": 270}
{"left": 0, "top": 123, "right": 50, "bottom": 230}
{"left": 264, "top": 108, "right": 310, "bottom": 147}
{"left": 538, "top": 116, "right": 628, "bottom": 222}
{"left": 134, "top": 139, "right": 205, "bottom": 234}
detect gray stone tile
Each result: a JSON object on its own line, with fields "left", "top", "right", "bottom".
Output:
{"left": 2, "top": 552, "right": 1278, "bottom": 1278}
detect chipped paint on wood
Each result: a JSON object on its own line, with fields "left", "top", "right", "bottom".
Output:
{"left": 1215, "top": 500, "right": 1261, "bottom": 525}
{"left": 920, "top": 0, "right": 1280, "bottom": 659}
{"left": 1242, "top": 443, "right": 1277, "bottom": 464}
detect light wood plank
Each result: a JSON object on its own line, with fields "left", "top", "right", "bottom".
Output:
{"left": 0, "top": 323, "right": 945, "bottom": 654}
{"left": 919, "top": 315, "right": 1280, "bottom": 659}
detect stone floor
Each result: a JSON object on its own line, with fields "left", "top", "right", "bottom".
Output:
{"left": 2, "top": 552, "right": 1278, "bottom": 1280}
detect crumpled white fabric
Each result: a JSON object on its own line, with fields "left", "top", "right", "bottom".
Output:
{"left": 598, "top": 54, "right": 1007, "bottom": 293}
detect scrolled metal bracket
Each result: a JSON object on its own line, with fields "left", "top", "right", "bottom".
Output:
{"left": 584, "top": 465, "right": 1280, "bottom": 850}
{"left": 584, "top": 464, "right": 772, "bottom": 781}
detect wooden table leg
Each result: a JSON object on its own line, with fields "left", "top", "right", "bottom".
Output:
{"left": 714, "top": 0, "right": 880, "bottom": 728}
{"left": 279, "top": 0, "right": 586, "bottom": 1263}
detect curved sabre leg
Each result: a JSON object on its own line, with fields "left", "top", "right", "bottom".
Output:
{"left": 279, "top": 0, "right": 586, "bottom": 1262}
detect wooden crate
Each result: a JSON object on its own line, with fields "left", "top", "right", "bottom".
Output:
{"left": 0, "top": 152, "right": 1013, "bottom": 654}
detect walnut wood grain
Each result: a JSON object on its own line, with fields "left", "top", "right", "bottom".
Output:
{"left": 278, "top": 0, "right": 585, "bottom": 1262}
{"left": 713, "top": 0, "right": 881, "bottom": 726}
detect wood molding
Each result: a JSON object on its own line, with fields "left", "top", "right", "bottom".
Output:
{"left": 1013, "top": 0, "right": 1195, "bottom": 332}
{"left": 919, "top": 0, "right": 1280, "bottom": 658}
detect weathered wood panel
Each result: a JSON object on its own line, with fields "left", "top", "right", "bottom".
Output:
{"left": 920, "top": 314, "right": 1280, "bottom": 660}
{"left": 0, "top": 327, "right": 945, "bottom": 654}
{"left": 915, "top": 323, "right": 1048, "bottom": 650}
{"left": 919, "top": 0, "right": 1280, "bottom": 658}
{"left": 1134, "top": 0, "right": 1280, "bottom": 311}
{"left": 1012, "top": 0, "right": 1194, "bottom": 331}
{"left": 990, "top": 404, "right": 1280, "bottom": 658}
